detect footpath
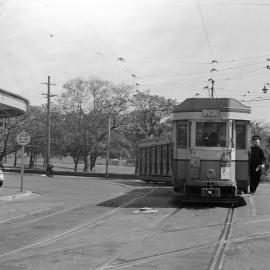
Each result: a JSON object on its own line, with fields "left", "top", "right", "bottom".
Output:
{"left": 0, "top": 168, "right": 138, "bottom": 203}
{"left": 0, "top": 188, "right": 33, "bottom": 202}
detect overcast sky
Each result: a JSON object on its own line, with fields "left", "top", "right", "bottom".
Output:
{"left": 1, "top": 0, "right": 270, "bottom": 121}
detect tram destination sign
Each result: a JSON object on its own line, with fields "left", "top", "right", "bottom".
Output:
{"left": 202, "top": 109, "right": 220, "bottom": 118}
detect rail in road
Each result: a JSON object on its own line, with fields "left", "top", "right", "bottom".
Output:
{"left": 93, "top": 195, "right": 270, "bottom": 270}
{"left": 207, "top": 206, "right": 234, "bottom": 270}
{"left": 95, "top": 204, "right": 235, "bottom": 270}
{"left": 0, "top": 186, "right": 157, "bottom": 259}
{"left": 2, "top": 183, "right": 270, "bottom": 270}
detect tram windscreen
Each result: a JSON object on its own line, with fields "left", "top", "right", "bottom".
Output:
{"left": 196, "top": 122, "right": 226, "bottom": 147}
{"left": 176, "top": 121, "right": 188, "bottom": 148}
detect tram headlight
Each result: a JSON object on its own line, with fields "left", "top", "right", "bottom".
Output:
{"left": 206, "top": 169, "right": 216, "bottom": 180}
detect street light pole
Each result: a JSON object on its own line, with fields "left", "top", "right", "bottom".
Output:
{"left": 105, "top": 106, "right": 111, "bottom": 179}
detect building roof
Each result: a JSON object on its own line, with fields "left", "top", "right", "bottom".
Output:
{"left": 0, "top": 88, "right": 29, "bottom": 118}
{"left": 174, "top": 98, "right": 251, "bottom": 114}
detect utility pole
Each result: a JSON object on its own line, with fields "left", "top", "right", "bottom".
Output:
{"left": 41, "top": 76, "right": 56, "bottom": 168}
{"left": 105, "top": 106, "right": 111, "bottom": 179}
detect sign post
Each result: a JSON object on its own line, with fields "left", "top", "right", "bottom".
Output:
{"left": 16, "top": 131, "right": 30, "bottom": 192}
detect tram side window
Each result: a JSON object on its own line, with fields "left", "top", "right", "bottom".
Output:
{"left": 196, "top": 122, "right": 226, "bottom": 147}
{"left": 236, "top": 121, "right": 247, "bottom": 149}
{"left": 176, "top": 121, "right": 188, "bottom": 148}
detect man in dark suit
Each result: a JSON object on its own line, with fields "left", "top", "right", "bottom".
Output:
{"left": 249, "top": 135, "right": 266, "bottom": 194}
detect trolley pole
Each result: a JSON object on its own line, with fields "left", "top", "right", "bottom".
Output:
{"left": 105, "top": 106, "right": 111, "bottom": 179}
{"left": 210, "top": 79, "right": 215, "bottom": 98}
{"left": 41, "top": 76, "right": 56, "bottom": 167}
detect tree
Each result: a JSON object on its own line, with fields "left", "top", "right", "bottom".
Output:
{"left": 22, "top": 106, "right": 47, "bottom": 168}
{"left": 58, "top": 77, "right": 132, "bottom": 172}
{"left": 251, "top": 120, "right": 270, "bottom": 147}
{"left": 122, "top": 90, "right": 177, "bottom": 172}
{"left": 0, "top": 116, "right": 26, "bottom": 167}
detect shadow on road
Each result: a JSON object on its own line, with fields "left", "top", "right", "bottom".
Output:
{"left": 97, "top": 187, "right": 246, "bottom": 209}
{"left": 171, "top": 195, "right": 246, "bottom": 209}
{"left": 98, "top": 187, "right": 177, "bottom": 208}
{"left": 112, "top": 179, "right": 171, "bottom": 188}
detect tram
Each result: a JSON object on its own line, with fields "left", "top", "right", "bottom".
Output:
{"left": 138, "top": 134, "right": 173, "bottom": 184}
{"left": 138, "top": 97, "right": 251, "bottom": 200}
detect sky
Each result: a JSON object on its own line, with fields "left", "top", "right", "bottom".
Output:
{"left": 1, "top": 0, "right": 270, "bottom": 121}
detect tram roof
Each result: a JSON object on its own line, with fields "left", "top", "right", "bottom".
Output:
{"left": 174, "top": 98, "right": 251, "bottom": 114}
{"left": 0, "top": 88, "right": 29, "bottom": 118}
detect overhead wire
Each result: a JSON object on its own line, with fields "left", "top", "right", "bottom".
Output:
{"left": 22, "top": 13, "right": 270, "bottom": 88}
{"left": 139, "top": 64, "right": 266, "bottom": 88}
{"left": 123, "top": 53, "right": 270, "bottom": 65}
{"left": 200, "top": 3, "right": 270, "bottom": 6}
{"left": 218, "top": 66, "right": 266, "bottom": 81}
{"left": 196, "top": 0, "right": 214, "bottom": 60}
{"left": 5, "top": 1, "right": 270, "bottom": 103}
{"left": 137, "top": 60, "right": 264, "bottom": 79}
{"left": 219, "top": 53, "right": 270, "bottom": 63}
{"left": 85, "top": 23, "right": 134, "bottom": 78}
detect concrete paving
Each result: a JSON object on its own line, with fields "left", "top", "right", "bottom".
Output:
{"left": 1, "top": 173, "right": 270, "bottom": 269}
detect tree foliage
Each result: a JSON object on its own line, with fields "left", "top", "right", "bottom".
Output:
{"left": 56, "top": 77, "right": 132, "bottom": 171}
{"left": 2, "top": 78, "right": 178, "bottom": 172}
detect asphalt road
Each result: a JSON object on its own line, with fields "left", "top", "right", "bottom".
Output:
{"left": 0, "top": 173, "right": 269, "bottom": 270}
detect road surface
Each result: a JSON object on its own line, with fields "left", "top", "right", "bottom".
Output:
{"left": 0, "top": 173, "right": 269, "bottom": 270}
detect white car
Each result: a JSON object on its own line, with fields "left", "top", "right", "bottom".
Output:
{"left": 0, "top": 170, "right": 5, "bottom": 187}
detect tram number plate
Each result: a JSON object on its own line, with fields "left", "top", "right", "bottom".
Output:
{"left": 201, "top": 188, "right": 220, "bottom": 197}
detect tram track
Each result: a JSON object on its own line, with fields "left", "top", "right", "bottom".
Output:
{"left": 96, "top": 205, "right": 236, "bottom": 270}
{"left": 96, "top": 199, "right": 270, "bottom": 270}
{"left": 93, "top": 195, "right": 269, "bottom": 270}
{"left": 95, "top": 207, "right": 181, "bottom": 270}
{"left": 207, "top": 205, "right": 234, "bottom": 270}
{"left": 1, "top": 186, "right": 267, "bottom": 270}
{"left": 0, "top": 186, "right": 157, "bottom": 259}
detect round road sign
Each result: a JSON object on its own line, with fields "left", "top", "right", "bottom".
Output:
{"left": 16, "top": 131, "right": 31, "bottom": 146}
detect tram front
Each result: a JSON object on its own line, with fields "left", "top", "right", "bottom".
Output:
{"left": 172, "top": 98, "right": 251, "bottom": 200}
